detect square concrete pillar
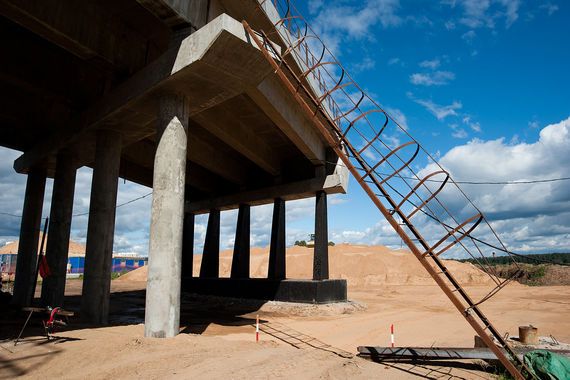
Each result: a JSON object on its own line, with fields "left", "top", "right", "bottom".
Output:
{"left": 268, "top": 198, "right": 286, "bottom": 280}
{"left": 80, "top": 130, "right": 122, "bottom": 325}
{"left": 231, "top": 204, "right": 250, "bottom": 279}
{"left": 41, "top": 151, "right": 77, "bottom": 307}
{"left": 145, "top": 94, "right": 189, "bottom": 338}
{"left": 181, "top": 213, "right": 195, "bottom": 278}
{"left": 12, "top": 167, "right": 47, "bottom": 306}
{"left": 199, "top": 209, "right": 220, "bottom": 278}
{"left": 313, "top": 191, "right": 329, "bottom": 280}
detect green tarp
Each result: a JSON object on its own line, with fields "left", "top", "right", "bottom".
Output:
{"left": 523, "top": 350, "right": 570, "bottom": 380}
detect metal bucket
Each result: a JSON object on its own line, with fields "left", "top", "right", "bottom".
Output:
{"left": 519, "top": 325, "right": 539, "bottom": 345}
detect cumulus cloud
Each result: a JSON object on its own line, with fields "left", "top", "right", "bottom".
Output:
{"left": 413, "top": 98, "right": 463, "bottom": 120}
{"left": 449, "top": 124, "right": 469, "bottom": 138}
{"left": 307, "top": 0, "right": 402, "bottom": 53}
{"left": 419, "top": 58, "right": 441, "bottom": 69}
{"left": 443, "top": 0, "right": 521, "bottom": 29}
{"left": 419, "top": 117, "right": 570, "bottom": 252}
{"left": 540, "top": 2, "right": 559, "bottom": 16}
{"left": 410, "top": 71, "right": 456, "bottom": 86}
{"left": 387, "top": 57, "right": 402, "bottom": 66}
{"left": 352, "top": 57, "right": 376, "bottom": 72}
{"left": 325, "top": 117, "right": 570, "bottom": 255}
{"left": 385, "top": 107, "right": 409, "bottom": 130}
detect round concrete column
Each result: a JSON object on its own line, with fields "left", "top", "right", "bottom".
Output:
{"left": 80, "top": 130, "right": 122, "bottom": 325}
{"left": 12, "top": 167, "right": 47, "bottom": 306}
{"left": 145, "top": 94, "right": 189, "bottom": 338}
{"left": 41, "top": 151, "right": 77, "bottom": 307}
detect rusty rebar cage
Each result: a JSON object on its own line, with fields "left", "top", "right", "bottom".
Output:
{"left": 244, "top": 1, "right": 537, "bottom": 378}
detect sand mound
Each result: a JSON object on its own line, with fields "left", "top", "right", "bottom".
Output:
{"left": 117, "top": 244, "right": 494, "bottom": 287}
{"left": 116, "top": 265, "right": 148, "bottom": 282}
{"left": 0, "top": 233, "right": 86, "bottom": 256}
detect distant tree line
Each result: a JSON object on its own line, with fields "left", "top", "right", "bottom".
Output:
{"left": 294, "top": 240, "right": 335, "bottom": 247}
{"left": 458, "top": 252, "right": 570, "bottom": 266}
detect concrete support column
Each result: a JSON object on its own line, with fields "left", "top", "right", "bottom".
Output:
{"left": 231, "top": 204, "right": 250, "bottom": 279}
{"left": 41, "top": 151, "right": 77, "bottom": 307}
{"left": 181, "top": 213, "right": 195, "bottom": 278}
{"left": 268, "top": 198, "right": 286, "bottom": 280}
{"left": 313, "top": 191, "right": 329, "bottom": 280}
{"left": 80, "top": 130, "right": 122, "bottom": 325}
{"left": 12, "top": 167, "right": 47, "bottom": 306}
{"left": 199, "top": 209, "right": 220, "bottom": 278}
{"left": 145, "top": 94, "right": 189, "bottom": 338}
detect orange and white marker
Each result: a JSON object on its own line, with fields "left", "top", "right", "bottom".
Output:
{"left": 256, "top": 314, "right": 260, "bottom": 342}
{"left": 390, "top": 324, "right": 395, "bottom": 347}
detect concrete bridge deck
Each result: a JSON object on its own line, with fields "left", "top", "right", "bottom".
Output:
{"left": 1, "top": 0, "right": 348, "bottom": 336}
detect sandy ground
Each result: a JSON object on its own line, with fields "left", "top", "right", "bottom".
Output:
{"left": 2, "top": 245, "right": 569, "bottom": 379}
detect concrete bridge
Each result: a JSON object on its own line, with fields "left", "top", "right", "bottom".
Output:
{"left": 1, "top": 0, "right": 348, "bottom": 337}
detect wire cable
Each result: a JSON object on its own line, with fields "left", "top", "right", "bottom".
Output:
{"left": 0, "top": 192, "right": 153, "bottom": 219}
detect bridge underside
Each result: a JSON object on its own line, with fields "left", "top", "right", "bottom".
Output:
{"left": 1, "top": 0, "right": 348, "bottom": 335}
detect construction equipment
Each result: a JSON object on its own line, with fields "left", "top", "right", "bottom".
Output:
{"left": 244, "top": 1, "right": 536, "bottom": 378}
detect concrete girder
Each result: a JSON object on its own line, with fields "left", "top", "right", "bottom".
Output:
{"left": 247, "top": 75, "right": 326, "bottom": 165}
{"left": 120, "top": 139, "right": 239, "bottom": 192}
{"left": 0, "top": 0, "right": 167, "bottom": 72}
{"left": 14, "top": 14, "right": 275, "bottom": 175}
{"left": 185, "top": 164, "right": 348, "bottom": 214}
{"left": 191, "top": 101, "right": 282, "bottom": 176}
{"left": 136, "top": 0, "right": 209, "bottom": 30}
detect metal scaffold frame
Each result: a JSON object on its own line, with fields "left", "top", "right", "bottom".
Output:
{"left": 245, "top": 1, "right": 537, "bottom": 378}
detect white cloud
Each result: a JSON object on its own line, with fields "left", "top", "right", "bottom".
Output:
{"left": 308, "top": 0, "right": 325, "bottom": 15}
{"left": 445, "top": 20, "right": 456, "bottom": 30}
{"left": 450, "top": 124, "right": 469, "bottom": 138}
{"left": 385, "top": 107, "right": 409, "bottom": 130}
{"left": 309, "top": 0, "right": 402, "bottom": 53}
{"left": 540, "top": 2, "right": 559, "bottom": 16}
{"left": 410, "top": 71, "right": 455, "bottom": 86}
{"left": 328, "top": 116, "right": 570, "bottom": 256}
{"left": 419, "top": 58, "right": 441, "bottom": 69}
{"left": 444, "top": 0, "right": 521, "bottom": 29}
{"left": 352, "top": 57, "right": 376, "bottom": 72}
{"left": 413, "top": 98, "right": 463, "bottom": 120}
{"left": 528, "top": 120, "right": 540, "bottom": 129}
{"left": 462, "top": 116, "right": 482, "bottom": 132}
{"left": 387, "top": 57, "right": 402, "bottom": 66}
{"left": 461, "top": 30, "right": 477, "bottom": 42}
{"left": 499, "top": 0, "right": 520, "bottom": 28}
{"left": 423, "top": 116, "right": 570, "bottom": 225}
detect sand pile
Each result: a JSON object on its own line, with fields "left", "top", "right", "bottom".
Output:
{"left": 0, "top": 233, "right": 86, "bottom": 256}
{"left": 117, "top": 244, "right": 493, "bottom": 286}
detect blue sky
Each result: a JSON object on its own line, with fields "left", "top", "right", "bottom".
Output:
{"left": 0, "top": 0, "right": 569, "bottom": 256}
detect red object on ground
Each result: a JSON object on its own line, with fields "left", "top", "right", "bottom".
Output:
{"left": 46, "top": 307, "right": 61, "bottom": 327}
{"left": 391, "top": 324, "right": 395, "bottom": 347}
{"left": 39, "top": 254, "right": 51, "bottom": 279}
